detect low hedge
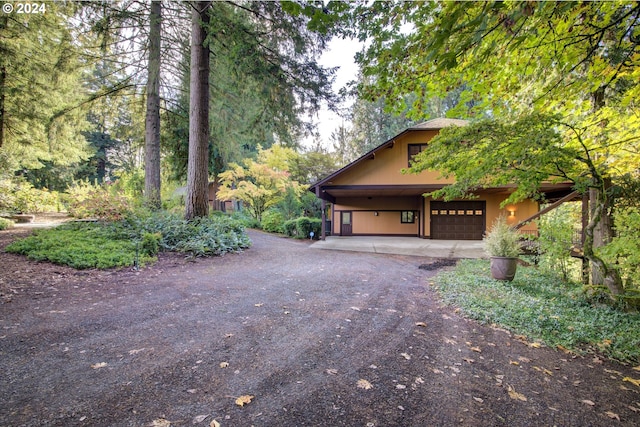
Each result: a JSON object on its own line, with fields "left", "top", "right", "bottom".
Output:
{"left": 283, "top": 216, "right": 321, "bottom": 239}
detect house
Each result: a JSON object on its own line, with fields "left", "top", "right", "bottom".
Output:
{"left": 309, "top": 118, "right": 575, "bottom": 240}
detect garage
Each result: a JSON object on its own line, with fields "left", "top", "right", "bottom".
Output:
{"left": 430, "top": 201, "right": 486, "bottom": 240}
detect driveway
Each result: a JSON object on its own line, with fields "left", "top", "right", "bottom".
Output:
{"left": 1, "top": 229, "right": 639, "bottom": 426}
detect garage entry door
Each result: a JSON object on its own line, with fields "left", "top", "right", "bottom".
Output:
{"left": 430, "top": 201, "right": 486, "bottom": 240}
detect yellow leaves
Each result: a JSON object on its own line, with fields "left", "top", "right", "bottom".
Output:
{"left": 622, "top": 377, "right": 640, "bottom": 387}
{"left": 632, "top": 365, "right": 640, "bottom": 372}
{"left": 357, "top": 379, "right": 373, "bottom": 390}
{"left": 235, "top": 395, "right": 254, "bottom": 407}
{"left": 465, "top": 341, "right": 481, "bottom": 352}
{"left": 507, "top": 384, "right": 527, "bottom": 402}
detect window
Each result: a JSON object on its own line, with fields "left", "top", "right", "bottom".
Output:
{"left": 408, "top": 144, "right": 429, "bottom": 166}
{"left": 401, "top": 211, "right": 415, "bottom": 223}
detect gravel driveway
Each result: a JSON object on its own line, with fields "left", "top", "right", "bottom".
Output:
{"left": 1, "top": 229, "right": 639, "bottom": 426}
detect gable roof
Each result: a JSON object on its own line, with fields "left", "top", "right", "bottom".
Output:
{"left": 309, "top": 118, "right": 469, "bottom": 192}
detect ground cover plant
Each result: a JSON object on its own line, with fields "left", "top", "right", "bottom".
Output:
{"left": 5, "top": 211, "right": 251, "bottom": 269}
{"left": 433, "top": 259, "right": 640, "bottom": 364}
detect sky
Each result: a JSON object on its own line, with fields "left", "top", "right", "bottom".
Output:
{"left": 303, "top": 36, "right": 363, "bottom": 150}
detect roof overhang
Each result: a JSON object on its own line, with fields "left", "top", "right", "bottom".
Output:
{"left": 313, "top": 182, "right": 577, "bottom": 204}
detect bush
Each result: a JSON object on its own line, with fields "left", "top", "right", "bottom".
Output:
{"left": 0, "top": 176, "right": 61, "bottom": 213}
{"left": 261, "top": 209, "right": 285, "bottom": 233}
{"left": 283, "top": 216, "right": 321, "bottom": 239}
{"left": 6, "top": 210, "right": 252, "bottom": 269}
{"left": 66, "top": 181, "right": 132, "bottom": 221}
{"left": 537, "top": 203, "right": 580, "bottom": 281}
{"left": 0, "top": 217, "right": 14, "bottom": 230}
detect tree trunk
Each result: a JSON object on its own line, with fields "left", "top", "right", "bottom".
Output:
{"left": 0, "top": 15, "right": 7, "bottom": 150}
{"left": 185, "top": 1, "right": 211, "bottom": 220}
{"left": 584, "top": 183, "right": 624, "bottom": 296}
{"left": 144, "top": 0, "right": 162, "bottom": 210}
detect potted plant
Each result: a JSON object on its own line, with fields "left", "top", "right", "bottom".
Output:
{"left": 485, "top": 216, "right": 521, "bottom": 281}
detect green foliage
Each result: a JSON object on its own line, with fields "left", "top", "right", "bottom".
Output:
{"left": 261, "top": 209, "right": 285, "bottom": 233}
{"left": 66, "top": 182, "right": 133, "bottom": 221}
{"left": 484, "top": 216, "right": 520, "bottom": 258}
{"left": 0, "top": 217, "right": 14, "bottom": 230}
{"left": 5, "top": 222, "right": 155, "bottom": 269}
{"left": 141, "top": 232, "right": 162, "bottom": 257}
{"left": 537, "top": 203, "right": 581, "bottom": 282}
{"left": 599, "top": 207, "right": 640, "bottom": 293}
{"left": 0, "top": 176, "right": 62, "bottom": 213}
{"left": 434, "top": 259, "right": 640, "bottom": 363}
{"left": 6, "top": 211, "right": 251, "bottom": 269}
{"left": 283, "top": 216, "right": 321, "bottom": 239}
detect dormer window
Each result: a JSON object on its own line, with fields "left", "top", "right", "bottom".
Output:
{"left": 408, "top": 144, "right": 428, "bottom": 166}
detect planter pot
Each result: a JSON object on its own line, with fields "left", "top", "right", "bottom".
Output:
{"left": 490, "top": 256, "right": 518, "bottom": 281}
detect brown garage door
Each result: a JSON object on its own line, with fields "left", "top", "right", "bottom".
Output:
{"left": 430, "top": 201, "right": 486, "bottom": 240}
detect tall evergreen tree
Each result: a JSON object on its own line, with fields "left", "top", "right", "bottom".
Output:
{"left": 185, "top": 1, "right": 211, "bottom": 220}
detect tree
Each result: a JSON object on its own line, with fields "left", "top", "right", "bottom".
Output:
{"left": 217, "top": 159, "right": 300, "bottom": 223}
{"left": 185, "top": 1, "right": 211, "bottom": 220}
{"left": 0, "top": 3, "right": 90, "bottom": 173}
{"left": 355, "top": 1, "right": 640, "bottom": 297}
{"left": 144, "top": 0, "right": 162, "bottom": 209}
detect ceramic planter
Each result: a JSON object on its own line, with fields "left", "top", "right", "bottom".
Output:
{"left": 490, "top": 256, "right": 518, "bottom": 281}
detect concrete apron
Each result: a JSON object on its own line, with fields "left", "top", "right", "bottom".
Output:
{"left": 310, "top": 236, "right": 487, "bottom": 259}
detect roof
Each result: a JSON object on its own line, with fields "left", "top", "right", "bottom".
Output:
{"left": 309, "top": 118, "right": 469, "bottom": 193}
{"left": 409, "top": 118, "right": 469, "bottom": 130}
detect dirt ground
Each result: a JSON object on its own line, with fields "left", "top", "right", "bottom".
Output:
{"left": 1, "top": 225, "right": 640, "bottom": 427}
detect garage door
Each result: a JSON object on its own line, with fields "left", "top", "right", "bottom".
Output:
{"left": 430, "top": 201, "right": 486, "bottom": 240}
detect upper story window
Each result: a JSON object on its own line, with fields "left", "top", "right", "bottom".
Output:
{"left": 408, "top": 143, "right": 428, "bottom": 166}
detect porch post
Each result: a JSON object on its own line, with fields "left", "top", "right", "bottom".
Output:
{"left": 321, "top": 199, "right": 327, "bottom": 240}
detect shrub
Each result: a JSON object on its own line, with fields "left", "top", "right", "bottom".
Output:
{"left": 537, "top": 203, "right": 580, "bottom": 281}
{"left": 283, "top": 216, "right": 321, "bottom": 239}
{"left": 66, "top": 182, "right": 132, "bottom": 221}
{"left": 485, "top": 216, "right": 520, "bottom": 258}
{"left": 0, "top": 217, "right": 14, "bottom": 230}
{"left": 261, "top": 209, "right": 285, "bottom": 233}
{"left": 6, "top": 211, "right": 251, "bottom": 269}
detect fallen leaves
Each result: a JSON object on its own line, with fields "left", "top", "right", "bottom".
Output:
{"left": 357, "top": 379, "right": 373, "bottom": 390}
{"left": 219, "top": 362, "right": 229, "bottom": 368}
{"left": 151, "top": 419, "right": 171, "bottom": 427}
{"left": 192, "top": 414, "right": 209, "bottom": 423}
{"left": 400, "top": 352, "right": 411, "bottom": 360}
{"left": 622, "top": 376, "right": 640, "bottom": 387}
{"left": 605, "top": 411, "right": 620, "bottom": 421}
{"left": 415, "top": 322, "right": 427, "bottom": 327}
{"left": 91, "top": 362, "right": 107, "bottom": 369}
{"left": 235, "top": 395, "right": 254, "bottom": 407}
{"left": 210, "top": 420, "right": 221, "bottom": 427}
{"left": 507, "top": 384, "right": 527, "bottom": 402}
{"left": 581, "top": 399, "right": 595, "bottom": 406}
{"left": 326, "top": 368, "right": 338, "bottom": 375}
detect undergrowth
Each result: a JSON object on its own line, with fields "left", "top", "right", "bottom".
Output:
{"left": 5, "top": 211, "right": 251, "bottom": 269}
{"left": 433, "top": 259, "right": 640, "bottom": 364}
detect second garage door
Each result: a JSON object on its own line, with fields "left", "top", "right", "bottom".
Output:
{"left": 430, "top": 201, "right": 486, "bottom": 240}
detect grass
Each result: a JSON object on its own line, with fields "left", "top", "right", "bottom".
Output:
{"left": 5, "top": 211, "right": 251, "bottom": 269}
{"left": 433, "top": 259, "right": 640, "bottom": 364}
